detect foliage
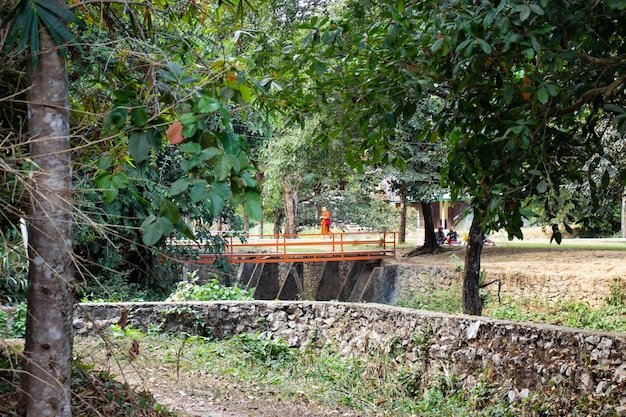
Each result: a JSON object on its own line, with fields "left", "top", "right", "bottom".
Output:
{"left": 2, "top": 0, "right": 78, "bottom": 65}
{"left": 606, "top": 277, "right": 626, "bottom": 307}
{"left": 79, "top": 272, "right": 164, "bottom": 303}
{"left": 485, "top": 296, "right": 626, "bottom": 333}
{"left": 267, "top": 0, "right": 626, "bottom": 314}
{"left": 300, "top": 172, "right": 402, "bottom": 232}
{"left": 65, "top": 333, "right": 622, "bottom": 416}
{"left": 396, "top": 278, "right": 626, "bottom": 333}
{"left": 0, "top": 347, "right": 176, "bottom": 416}
{"left": 165, "top": 272, "right": 253, "bottom": 302}
{"left": 0, "top": 228, "right": 28, "bottom": 305}
{"left": 0, "top": 302, "right": 26, "bottom": 338}
{"left": 397, "top": 282, "right": 464, "bottom": 314}
{"left": 232, "top": 332, "right": 294, "bottom": 367}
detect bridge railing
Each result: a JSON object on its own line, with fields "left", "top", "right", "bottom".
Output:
{"left": 167, "top": 231, "right": 397, "bottom": 263}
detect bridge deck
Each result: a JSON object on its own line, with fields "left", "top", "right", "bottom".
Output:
{"left": 167, "top": 231, "right": 397, "bottom": 264}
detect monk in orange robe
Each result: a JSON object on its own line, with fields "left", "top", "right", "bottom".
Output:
{"left": 320, "top": 207, "right": 331, "bottom": 235}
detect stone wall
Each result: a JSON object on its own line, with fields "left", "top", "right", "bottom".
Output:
{"left": 74, "top": 301, "right": 626, "bottom": 412}
{"left": 380, "top": 261, "right": 621, "bottom": 307}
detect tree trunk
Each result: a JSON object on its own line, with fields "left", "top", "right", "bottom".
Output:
{"left": 463, "top": 213, "right": 484, "bottom": 316}
{"left": 398, "top": 189, "right": 407, "bottom": 244}
{"left": 272, "top": 210, "right": 283, "bottom": 235}
{"left": 621, "top": 188, "right": 626, "bottom": 239}
{"left": 422, "top": 203, "right": 438, "bottom": 252}
{"left": 243, "top": 213, "right": 249, "bottom": 237}
{"left": 404, "top": 203, "right": 439, "bottom": 257}
{"left": 283, "top": 185, "right": 297, "bottom": 236}
{"left": 255, "top": 171, "right": 264, "bottom": 236}
{"left": 20, "top": 10, "right": 74, "bottom": 417}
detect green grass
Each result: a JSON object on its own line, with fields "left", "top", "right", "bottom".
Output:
{"left": 396, "top": 278, "right": 626, "bottom": 333}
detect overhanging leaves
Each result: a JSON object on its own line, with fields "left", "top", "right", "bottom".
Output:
{"left": 3, "top": 0, "right": 79, "bottom": 66}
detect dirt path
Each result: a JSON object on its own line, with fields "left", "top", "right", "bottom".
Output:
{"left": 398, "top": 243, "right": 626, "bottom": 279}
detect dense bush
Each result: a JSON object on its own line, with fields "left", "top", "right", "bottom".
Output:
{"left": 166, "top": 271, "right": 253, "bottom": 302}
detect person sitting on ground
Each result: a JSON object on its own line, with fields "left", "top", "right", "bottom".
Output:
{"left": 435, "top": 226, "right": 446, "bottom": 245}
{"left": 483, "top": 234, "right": 496, "bottom": 246}
{"left": 445, "top": 226, "right": 458, "bottom": 245}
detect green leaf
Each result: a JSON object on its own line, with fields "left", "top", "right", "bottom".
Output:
{"left": 537, "top": 86, "right": 549, "bottom": 104}
{"left": 35, "top": 0, "right": 78, "bottom": 23}
{"left": 475, "top": 38, "right": 491, "bottom": 54}
{"left": 128, "top": 131, "right": 152, "bottom": 163}
{"left": 170, "top": 179, "right": 188, "bottom": 196}
{"left": 530, "top": 34, "right": 541, "bottom": 54}
{"left": 103, "top": 187, "right": 119, "bottom": 204}
{"left": 518, "top": 5, "right": 531, "bottom": 21}
{"left": 243, "top": 192, "right": 263, "bottom": 220}
{"left": 536, "top": 180, "right": 548, "bottom": 193}
{"left": 239, "top": 84, "right": 252, "bottom": 103}
{"left": 94, "top": 172, "right": 112, "bottom": 189}
{"left": 190, "top": 180, "right": 208, "bottom": 203}
{"left": 159, "top": 200, "right": 181, "bottom": 224}
{"left": 454, "top": 39, "right": 472, "bottom": 55}
{"left": 519, "top": 208, "right": 538, "bottom": 218}
{"left": 200, "top": 147, "right": 220, "bottom": 161}
{"left": 130, "top": 106, "right": 148, "bottom": 127}
{"left": 198, "top": 96, "right": 222, "bottom": 113}
{"left": 601, "top": 170, "right": 610, "bottom": 188}
{"left": 313, "top": 60, "right": 327, "bottom": 75}
{"left": 109, "top": 107, "right": 127, "bottom": 128}
{"left": 431, "top": 37, "right": 445, "bottom": 53}
{"left": 604, "top": 104, "right": 625, "bottom": 114}
{"left": 111, "top": 171, "right": 129, "bottom": 189}
{"left": 179, "top": 142, "right": 202, "bottom": 154}
{"left": 175, "top": 221, "right": 195, "bottom": 240}
{"left": 550, "top": 231, "right": 562, "bottom": 245}
{"left": 36, "top": 7, "right": 76, "bottom": 45}
{"left": 113, "top": 90, "right": 137, "bottom": 102}
{"left": 239, "top": 172, "right": 258, "bottom": 187}
{"left": 97, "top": 156, "right": 113, "bottom": 170}
{"left": 141, "top": 216, "right": 163, "bottom": 246}
{"left": 225, "top": 153, "right": 242, "bottom": 173}
{"left": 528, "top": 4, "right": 544, "bottom": 15}
{"left": 215, "top": 156, "right": 233, "bottom": 181}
{"left": 210, "top": 181, "right": 233, "bottom": 200}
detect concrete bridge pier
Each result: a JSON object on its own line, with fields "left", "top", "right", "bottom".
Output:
{"left": 246, "top": 263, "right": 279, "bottom": 300}
{"left": 239, "top": 259, "right": 392, "bottom": 303}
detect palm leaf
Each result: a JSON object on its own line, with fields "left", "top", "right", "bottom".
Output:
{"left": 35, "top": 0, "right": 78, "bottom": 24}
{"left": 3, "top": 0, "right": 30, "bottom": 54}
{"left": 29, "top": 13, "right": 39, "bottom": 64}
{"left": 37, "top": 7, "right": 77, "bottom": 44}
{"left": 2, "top": 0, "right": 79, "bottom": 65}
{"left": 16, "top": 6, "right": 34, "bottom": 54}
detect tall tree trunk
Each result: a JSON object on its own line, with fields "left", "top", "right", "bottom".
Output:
{"left": 463, "top": 213, "right": 484, "bottom": 315}
{"left": 272, "top": 210, "right": 283, "bottom": 235}
{"left": 255, "top": 171, "right": 264, "bottom": 236}
{"left": 405, "top": 203, "right": 439, "bottom": 257}
{"left": 20, "top": 11, "right": 74, "bottom": 417}
{"left": 422, "top": 203, "right": 438, "bottom": 252}
{"left": 258, "top": 209, "right": 264, "bottom": 236}
{"left": 398, "top": 189, "right": 407, "bottom": 244}
{"left": 283, "top": 185, "right": 297, "bottom": 236}
{"left": 243, "top": 213, "right": 249, "bottom": 237}
{"left": 621, "top": 188, "right": 626, "bottom": 239}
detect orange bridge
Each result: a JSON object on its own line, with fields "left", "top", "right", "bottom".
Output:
{"left": 167, "top": 231, "right": 397, "bottom": 264}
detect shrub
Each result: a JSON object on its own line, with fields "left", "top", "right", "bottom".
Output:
{"left": 166, "top": 271, "right": 253, "bottom": 302}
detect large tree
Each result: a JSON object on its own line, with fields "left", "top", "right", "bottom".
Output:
{"left": 2, "top": 0, "right": 264, "bottom": 414}
{"left": 269, "top": 0, "right": 626, "bottom": 315}
{"left": 0, "top": 1, "right": 79, "bottom": 414}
